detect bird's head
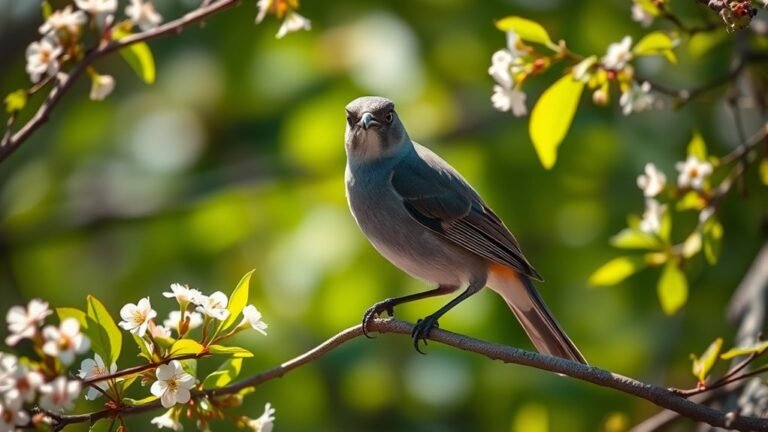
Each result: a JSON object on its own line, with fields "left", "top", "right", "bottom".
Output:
{"left": 344, "top": 96, "right": 410, "bottom": 163}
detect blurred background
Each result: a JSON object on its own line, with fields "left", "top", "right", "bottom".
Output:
{"left": 0, "top": 0, "right": 766, "bottom": 430}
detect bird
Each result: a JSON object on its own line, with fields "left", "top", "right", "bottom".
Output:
{"left": 343, "top": 96, "right": 587, "bottom": 364}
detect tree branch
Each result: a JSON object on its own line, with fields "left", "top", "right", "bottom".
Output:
{"left": 46, "top": 319, "right": 768, "bottom": 431}
{"left": 0, "top": 0, "right": 242, "bottom": 165}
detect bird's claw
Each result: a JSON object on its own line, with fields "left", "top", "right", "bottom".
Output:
{"left": 411, "top": 316, "right": 439, "bottom": 354}
{"left": 361, "top": 299, "right": 396, "bottom": 338}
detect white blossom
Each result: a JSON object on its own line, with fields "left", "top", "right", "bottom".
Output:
{"left": 275, "top": 11, "right": 311, "bottom": 39}
{"left": 0, "top": 397, "right": 29, "bottom": 432}
{"left": 42, "top": 318, "right": 90, "bottom": 365}
{"left": 163, "top": 284, "right": 202, "bottom": 306}
{"left": 488, "top": 30, "right": 526, "bottom": 90}
{"left": 25, "top": 37, "right": 62, "bottom": 83}
{"left": 246, "top": 403, "right": 276, "bottom": 432}
{"left": 5, "top": 299, "right": 51, "bottom": 346}
{"left": 38, "top": 377, "right": 81, "bottom": 412}
{"left": 491, "top": 85, "right": 527, "bottom": 117}
{"left": 150, "top": 361, "right": 195, "bottom": 409}
{"left": 39, "top": 5, "right": 87, "bottom": 36}
{"left": 195, "top": 292, "right": 230, "bottom": 321}
{"left": 89, "top": 74, "right": 115, "bottom": 101}
{"left": 676, "top": 155, "right": 713, "bottom": 190}
{"left": 255, "top": 0, "right": 272, "bottom": 24}
{"left": 118, "top": 297, "right": 157, "bottom": 337}
{"left": 78, "top": 354, "right": 117, "bottom": 400}
{"left": 240, "top": 305, "right": 268, "bottom": 335}
{"left": 620, "top": 81, "right": 654, "bottom": 116}
{"left": 0, "top": 356, "right": 43, "bottom": 405}
{"left": 151, "top": 409, "right": 183, "bottom": 431}
{"left": 126, "top": 0, "right": 163, "bottom": 31}
{"left": 636, "top": 163, "right": 666, "bottom": 197}
{"left": 75, "top": 0, "right": 117, "bottom": 15}
{"left": 602, "top": 36, "right": 633, "bottom": 70}
{"left": 639, "top": 199, "right": 665, "bottom": 234}
{"left": 164, "top": 311, "right": 203, "bottom": 332}
{"left": 699, "top": 206, "right": 715, "bottom": 223}
{"left": 631, "top": 3, "right": 654, "bottom": 27}
{"left": 150, "top": 323, "right": 172, "bottom": 339}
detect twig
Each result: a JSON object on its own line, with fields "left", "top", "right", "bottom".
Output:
{"left": 43, "top": 319, "right": 768, "bottom": 431}
{"left": 0, "top": 0, "right": 242, "bottom": 164}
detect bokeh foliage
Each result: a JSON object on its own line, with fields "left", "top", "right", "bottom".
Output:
{"left": 1, "top": 0, "right": 767, "bottom": 430}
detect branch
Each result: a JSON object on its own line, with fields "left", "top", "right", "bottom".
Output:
{"left": 0, "top": 0, "right": 242, "bottom": 165}
{"left": 46, "top": 319, "right": 768, "bottom": 431}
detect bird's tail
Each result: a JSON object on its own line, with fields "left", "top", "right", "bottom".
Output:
{"left": 487, "top": 264, "right": 587, "bottom": 364}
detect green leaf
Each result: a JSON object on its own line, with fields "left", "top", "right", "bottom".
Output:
{"left": 635, "top": 0, "right": 661, "bottom": 16}
{"left": 168, "top": 339, "right": 204, "bottom": 357}
{"left": 691, "top": 338, "right": 723, "bottom": 383}
{"left": 588, "top": 256, "right": 647, "bottom": 287}
{"left": 122, "top": 395, "right": 158, "bottom": 406}
{"left": 87, "top": 295, "right": 122, "bottom": 365}
{"left": 687, "top": 130, "right": 707, "bottom": 160}
{"left": 41, "top": 1, "right": 53, "bottom": 19}
{"left": 633, "top": 31, "right": 678, "bottom": 63}
{"left": 82, "top": 315, "right": 111, "bottom": 365}
{"left": 529, "top": 74, "right": 585, "bottom": 169}
{"left": 657, "top": 259, "right": 688, "bottom": 315}
{"left": 203, "top": 358, "right": 243, "bottom": 389}
{"left": 219, "top": 270, "right": 255, "bottom": 333}
{"left": 208, "top": 345, "right": 254, "bottom": 358}
{"left": 495, "top": 16, "right": 557, "bottom": 49}
{"left": 610, "top": 228, "right": 662, "bottom": 250}
{"left": 132, "top": 333, "right": 153, "bottom": 361}
{"left": 703, "top": 218, "right": 723, "bottom": 265}
{"left": 676, "top": 191, "right": 706, "bottom": 211}
{"left": 721, "top": 341, "right": 768, "bottom": 359}
{"left": 56, "top": 307, "right": 87, "bottom": 328}
{"left": 154, "top": 335, "right": 177, "bottom": 350}
{"left": 89, "top": 418, "right": 112, "bottom": 432}
{"left": 117, "top": 375, "right": 137, "bottom": 394}
{"left": 688, "top": 31, "right": 727, "bottom": 58}
{"left": 4, "top": 90, "right": 27, "bottom": 113}
{"left": 180, "top": 359, "right": 197, "bottom": 377}
{"left": 759, "top": 159, "right": 768, "bottom": 186}
{"left": 681, "top": 232, "right": 702, "bottom": 258}
{"left": 112, "top": 27, "right": 156, "bottom": 84}
{"left": 658, "top": 206, "right": 672, "bottom": 242}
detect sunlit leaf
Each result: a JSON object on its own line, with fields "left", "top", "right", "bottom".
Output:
{"left": 657, "top": 259, "right": 687, "bottom": 315}
{"left": 42, "top": 1, "right": 53, "bottom": 19}
{"left": 4, "top": 90, "right": 27, "bottom": 113}
{"left": 635, "top": 0, "right": 661, "bottom": 16}
{"left": 87, "top": 295, "right": 122, "bottom": 365}
{"left": 676, "top": 191, "right": 706, "bottom": 211}
{"left": 530, "top": 74, "right": 585, "bottom": 169}
{"left": 682, "top": 232, "right": 702, "bottom": 258}
{"left": 112, "top": 27, "right": 156, "bottom": 84}
{"left": 117, "top": 375, "right": 137, "bottom": 394}
{"left": 82, "top": 315, "right": 111, "bottom": 365}
{"left": 759, "top": 159, "right": 768, "bottom": 186}
{"left": 610, "top": 228, "right": 662, "bottom": 250}
{"left": 688, "top": 32, "right": 727, "bottom": 58}
{"left": 180, "top": 359, "right": 197, "bottom": 377}
{"left": 208, "top": 344, "right": 254, "bottom": 358}
{"left": 633, "top": 31, "right": 678, "bottom": 63}
{"left": 203, "top": 358, "right": 243, "bottom": 389}
{"left": 495, "top": 16, "right": 557, "bottom": 49}
{"left": 219, "top": 270, "right": 255, "bottom": 333}
{"left": 56, "top": 307, "right": 87, "bottom": 328}
{"left": 703, "top": 217, "right": 723, "bottom": 265}
{"left": 691, "top": 337, "right": 723, "bottom": 383}
{"left": 132, "top": 333, "right": 152, "bottom": 361}
{"left": 588, "top": 256, "right": 647, "bottom": 287}
{"left": 687, "top": 130, "right": 707, "bottom": 160}
{"left": 658, "top": 206, "right": 671, "bottom": 242}
{"left": 721, "top": 340, "right": 768, "bottom": 359}
{"left": 89, "top": 418, "right": 111, "bottom": 432}
{"left": 168, "top": 339, "right": 204, "bottom": 357}
{"left": 123, "top": 395, "right": 158, "bottom": 406}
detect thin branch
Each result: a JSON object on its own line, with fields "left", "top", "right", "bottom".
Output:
{"left": 0, "top": 0, "right": 242, "bottom": 165}
{"left": 45, "top": 319, "right": 768, "bottom": 431}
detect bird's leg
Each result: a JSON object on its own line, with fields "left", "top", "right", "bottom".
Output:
{"left": 362, "top": 285, "right": 457, "bottom": 338}
{"left": 411, "top": 280, "right": 485, "bottom": 354}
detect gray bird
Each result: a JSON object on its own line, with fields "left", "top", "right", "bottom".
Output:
{"left": 344, "top": 96, "right": 586, "bottom": 363}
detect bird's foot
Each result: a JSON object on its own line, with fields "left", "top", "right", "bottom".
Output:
{"left": 411, "top": 316, "right": 440, "bottom": 354}
{"left": 361, "top": 299, "right": 397, "bottom": 338}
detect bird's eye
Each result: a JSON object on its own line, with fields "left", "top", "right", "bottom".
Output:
{"left": 346, "top": 110, "right": 356, "bottom": 127}
{"left": 385, "top": 111, "right": 394, "bottom": 123}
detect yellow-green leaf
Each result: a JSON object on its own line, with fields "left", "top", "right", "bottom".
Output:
{"left": 610, "top": 228, "right": 662, "bottom": 250}
{"left": 676, "top": 191, "right": 706, "bottom": 211}
{"left": 658, "top": 206, "right": 671, "bottom": 242}
{"left": 721, "top": 341, "right": 768, "bottom": 359}
{"left": 688, "top": 31, "right": 727, "bottom": 58}
{"left": 633, "top": 31, "right": 678, "bottom": 63}
{"left": 203, "top": 358, "right": 243, "bottom": 389}
{"left": 589, "top": 256, "right": 647, "bottom": 287}
{"left": 123, "top": 395, "right": 158, "bottom": 406}
{"left": 208, "top": 344, "right": 254, "bottom": 358}
{"left": 87, "top": 295, "right": 122, "bottom": 365}
{"left": 495, "top": 16, "right": 557, "bottom": 49}
{"left": 56, "top": 307, "right": 87, "bottom": 328}
{"left": 218, "top": 270, "right": 255, "bottom": 333}
{"left": 657, "top": 259, "right": 687, "bottom": 315}
{"left": 687, "top": 130, "right": 707, "bottom": 160}
{"left": 168, "top": 339, "right": 204, "bottom": 357}
{"left": 682, "top": 232, "right": 702, "bottom": 258}
{"left": 530, "top": 74, "right": 585, "bottom": 169}
{"left": 691, "top": 338, "right": 723, "bottom": 383}
{"left": 132, "top": 333, "right": 153, "bottom": 361}
{"left": 112, "top": 27, "right": 155, "bottom": 84}
{"left": 703, "top": 218, "right": 723, "bottom": 265}
{"left": 759, "top": 159, "right": 768, "bottom": 186}
{"left": 4, "top": 90, "right": 27, "bottom": 113}
{"left": 635, "top": 0, "right": 661, "bottom": 16}
{"left": 42, "top": 1, "right": 53, "bottom": 19}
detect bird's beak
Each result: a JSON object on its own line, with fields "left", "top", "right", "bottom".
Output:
{"left": 360, "top": 112, "right": 381, "bottom": 129}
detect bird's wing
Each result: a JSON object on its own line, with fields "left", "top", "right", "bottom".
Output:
{"left": 390, "top": 144, "right": 542, "bottom": 280}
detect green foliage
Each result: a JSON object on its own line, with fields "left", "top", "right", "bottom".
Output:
{"left": 208, "top": 345, "right": 254, "bottom": 358}
{"left": 588, "top": 256, "right": 647, "bottom": 287}
{"left": 609, "top": 228, "right": 662, "bottom": 250}
{"left": 721, "top": 340, "right": 768, "bottom": 359}
{"left": 632, "top": 31, "right": 678, "bottom": 63}
{"left": 657, "top": 259, "right": 688, "bottom": 315}
{"left": 529, "top": 74, "right": 585, "bottom": 169}
{"left": 495, "top": 16, "right": 557, "bottom": 50}
{"left": 169, "top": 339, "right": 205, "bottom": 356}
{"left": 702, "top": 218, "right": 723, "bottom": 265}
{"left": 56, "top": 307, "right": 87, "bottom": 327}
{"left": 4, "top": 90, "right": 27, "bottom": 113}
{"left": 690, "top": 338, "right": 722, "bottom": 383}
{"left": 203, "top": 358, "right": 243, "bottom": 389}
{"left": 687, "top": 130, "right": 708, "bottom": 160}
{"left": 87, "top": 295, "right": 122, "bottom": 365}
{"left": 218, "top": 269, "right": 254, "bottom": 334}
{"left": 112, "top": 27, "right": 156, "bottom": 84}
